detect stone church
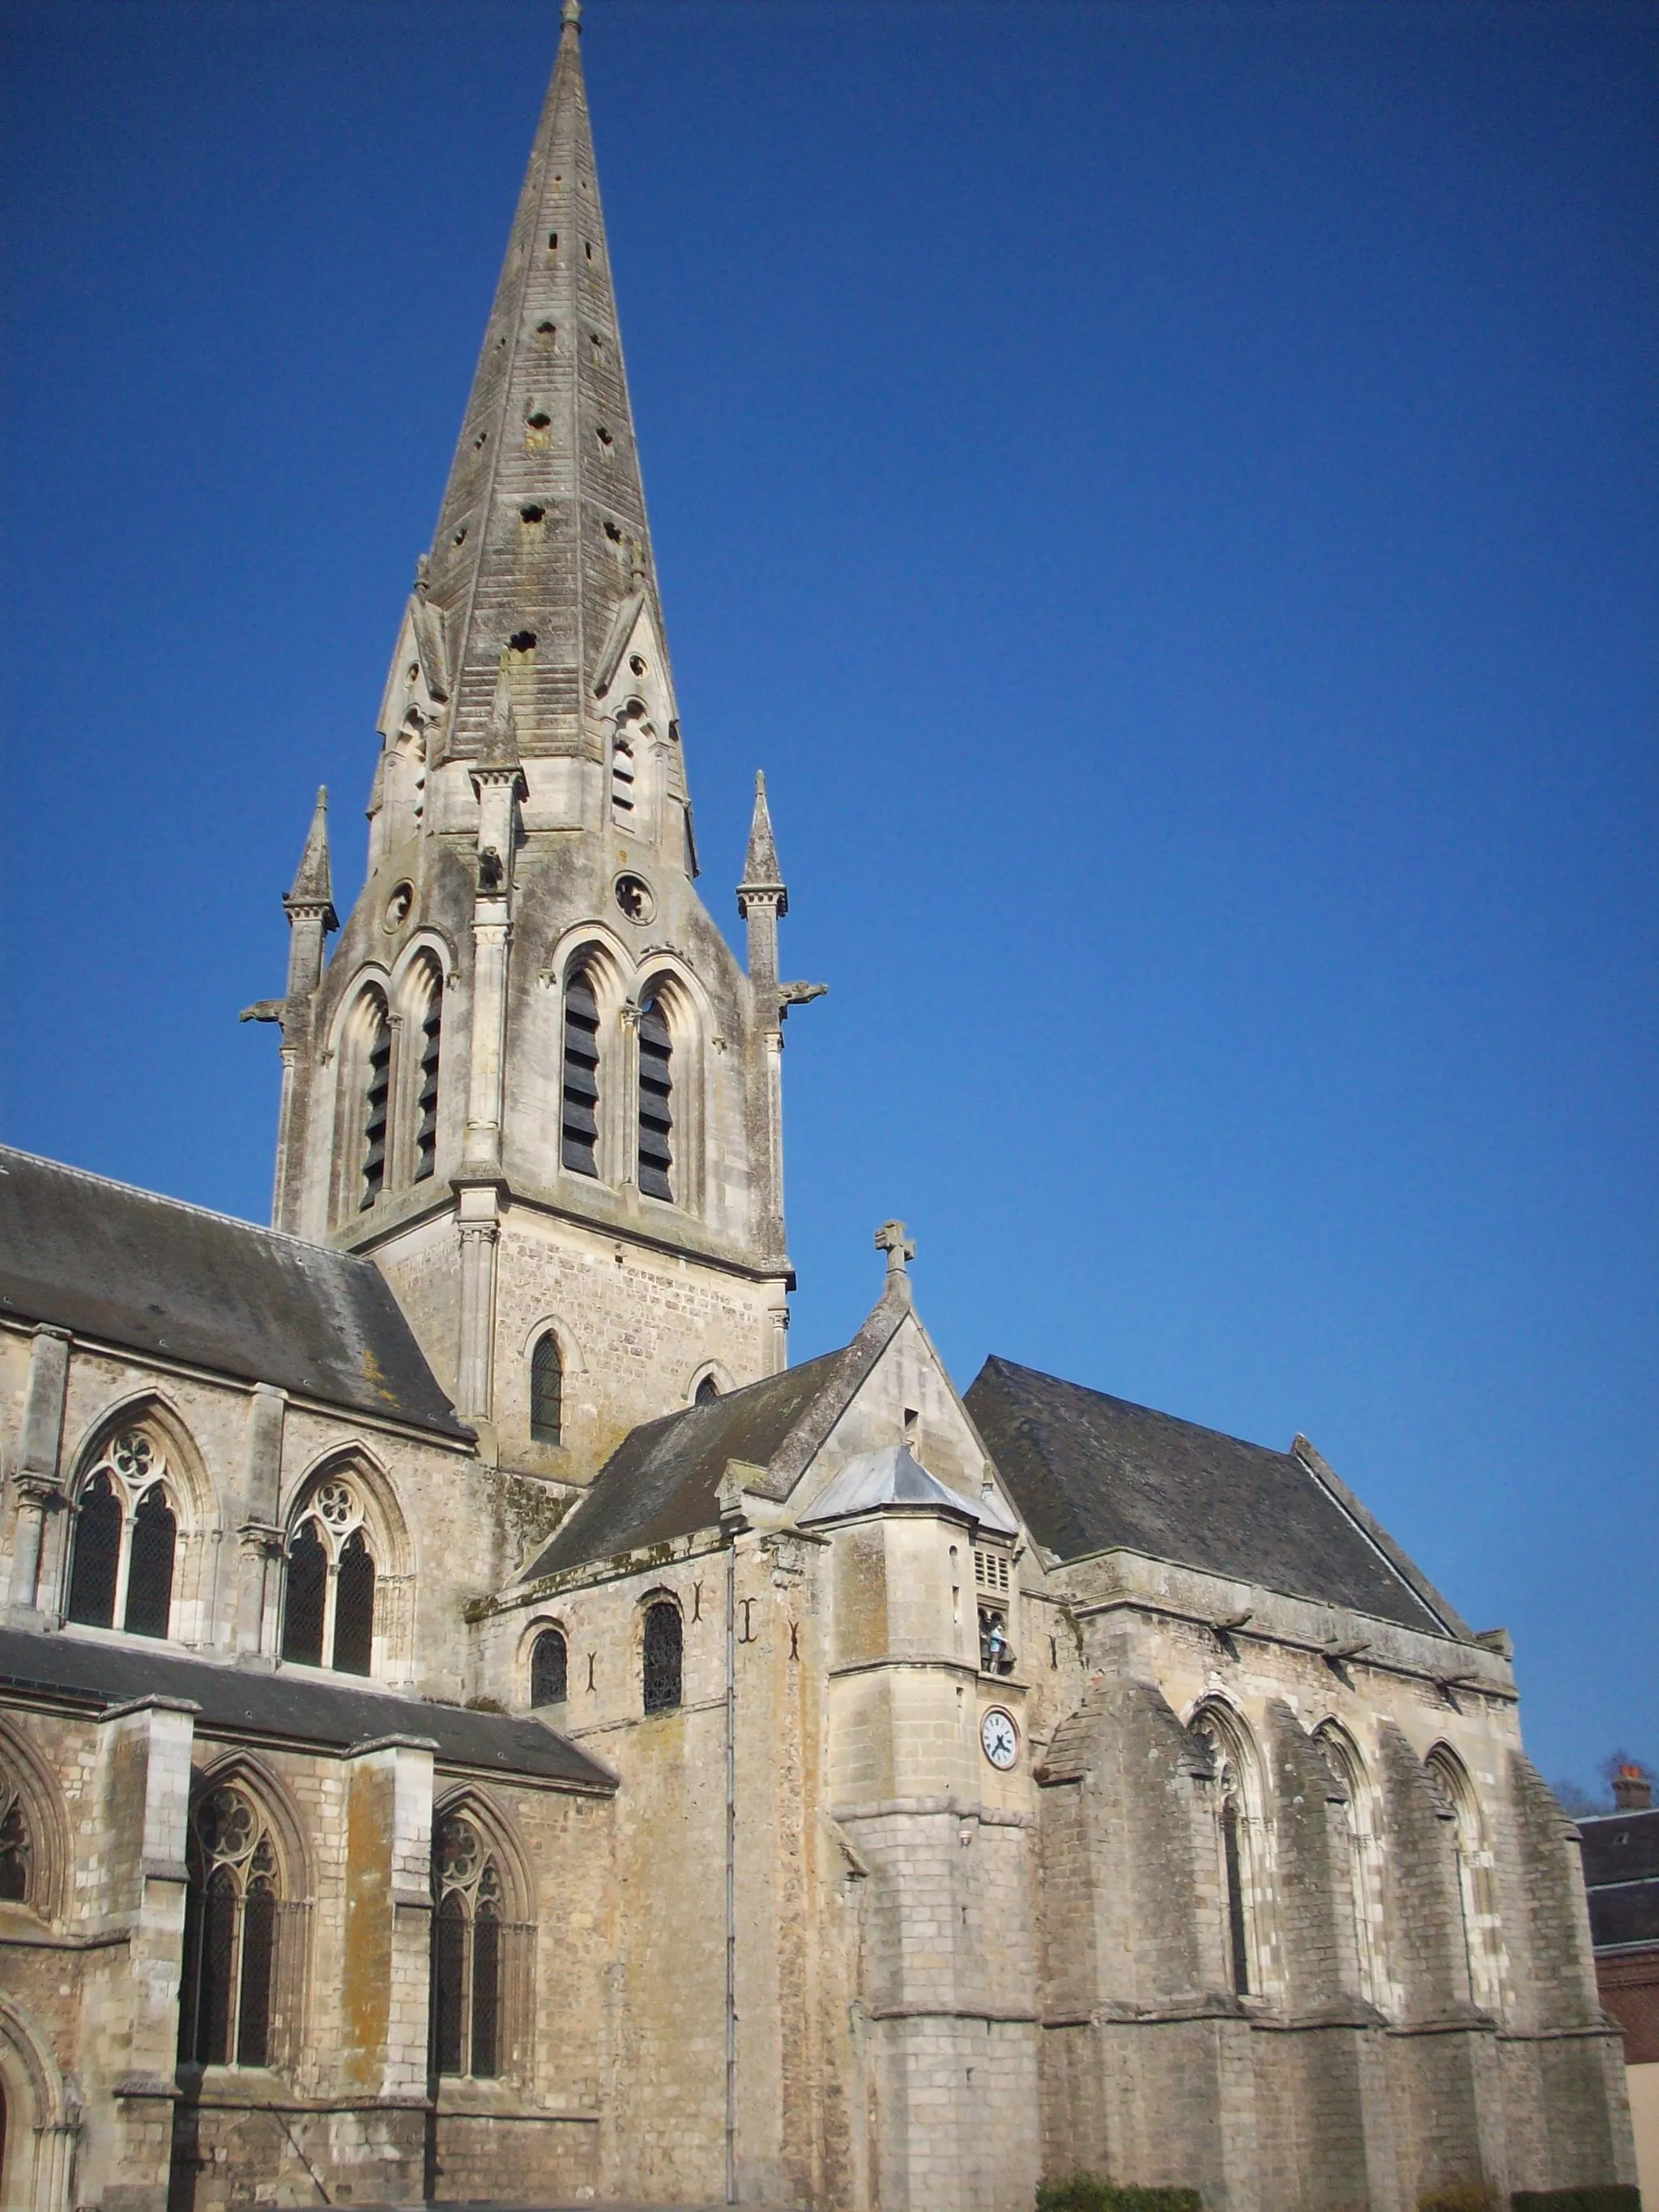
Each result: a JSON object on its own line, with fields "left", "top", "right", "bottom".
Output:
{"left": 0, "top": 9, "right": 1638, "bottom": 2210}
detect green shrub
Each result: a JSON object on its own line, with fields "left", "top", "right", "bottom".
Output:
{"left": 1036, "top": 2179, "right": 1202, "bottom": 2212}
{"left": 1419, "top": 2189, "right": 1502, "bottom": 2212}
{"left": 1511, "top": 2190, "right": 1642, "bottom": 2212}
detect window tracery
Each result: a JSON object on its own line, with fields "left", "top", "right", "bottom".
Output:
{"left": 280, "top": 1479, "right": 376, "bottom": 1677}
{"left": 431, "top": 1813, "right": 503, "bottom": 2078}
{"left": 64, "top": 1431, "right": 177, "bottom": 1640}
{"left": 0, "top": 1771, "right": 32, "bottom": 1904}
{"left": 179, "top": 1783, "right": 280, "bottom": 2069}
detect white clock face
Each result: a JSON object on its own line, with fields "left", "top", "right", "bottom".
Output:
{"left": 980, "top": 1706, "right": 1019, "bottom": 1771}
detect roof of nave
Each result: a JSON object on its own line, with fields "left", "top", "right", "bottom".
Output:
{"left": 0, "top": 1625, "right": 612, "bottom": 1789}
{"left": 965, "top": 1354, "right": 1465, "bottom": 1639}
{"left": 1579, "top": 1805, "right": 1659, "bottom": 1951}
{"left": 0, "top": 1147, "right": 468, "bottom": 1439}
{"left": 526, "top": 1346, "right": 850, "bottom": 1576}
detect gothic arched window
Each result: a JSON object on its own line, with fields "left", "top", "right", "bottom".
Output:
{"left": 694, "top": 1375, "right": 720, "bottom": 1406}
{"left": 413, "top": 970, "right": 442, "bottom": 1183}
{"left": 178, "top": 1784, "right": 281, "bottom": 2069}
{"left": 642, "top": 1599, "right": 682, "bottom": 1715}
{"left": 64, "top": 1432, "right": 178, "bottom": 1640}
{"left": 280, "top": 1479, "right": 376, "bottom": 1677}
{"left": 530, "top": 1627, "right": 567, "bottom": 1707}
{"left": 1194, "top": 1706, "right": 1261, "bottom": 2000}
{"left": 561, "top": 969, "right": 601, "bottom": 1178}
{"left": 1317, "top": 1723, "right": 1387, "bottom": 2010}
{"left": 1427, "top": 1745, "right": 1503, "bottom": 2014}
{"left": 0, "top": 1769, "right": 32, "bottom": 1904}
{"left": 360, "top": 992, "right": 392, "bottom": 1209}
{"left": 637, "top": 995, "right": 673, "bottom": 1200}
{"left": 431, "top": 1813, "right": 504, "bottom": 2079}
{"left": 530, "top": 1333, "right": 564, "bottom": 1446}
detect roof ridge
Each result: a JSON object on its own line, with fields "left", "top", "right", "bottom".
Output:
{"left": 983, "top": 1352, "right": 1294, "bottom": 1463}
{"left": 0, "top": 1145, "right": 373, "bottom": 1268}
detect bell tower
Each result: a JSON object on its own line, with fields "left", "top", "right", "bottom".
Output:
{"left": 260, "top": 2, "right": 815, "bottom": 1475}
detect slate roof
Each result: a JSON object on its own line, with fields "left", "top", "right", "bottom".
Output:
{"left": 0, "top": 1147, "right": 467, "bottom": 1438}
{"left": 964, "top": 1354, "right": 1459, "bottom": 1638}
{"left": 0, "top": 1627, "right": 611, "bottom": 1789}
{"left": 527, "top": 1349, "right": 847, "bottom": 1576}
{"left": 1579, "top": 1806, "right": 1659, "bottom": 1952}
{"left": 800, "top": 1444, "right": 1017, "bottom": 1532}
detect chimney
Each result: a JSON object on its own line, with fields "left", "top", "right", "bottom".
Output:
{"left": 1613, "top": 1765, "right": 1653, "bottom": 1812}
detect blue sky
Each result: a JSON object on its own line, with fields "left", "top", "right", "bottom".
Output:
{"left": 2, "top": 0, "right": 1654, "bottom": 1791}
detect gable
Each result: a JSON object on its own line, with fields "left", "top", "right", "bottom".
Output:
{"left": 966, "top": 1354, "right": 1460, "bottom": 1638}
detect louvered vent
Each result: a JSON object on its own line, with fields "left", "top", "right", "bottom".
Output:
{"left": 360, "top": 1011, "right": 391, "bottom": 1208}
{"left": 974, "top": 1548, "right": 1010, "bottom": 1596}
{"left": 414, "top": 979, "right": 441, "bottom": 1182}
{"left": 561, "top": 970, "right": 600, "bottom": 1176}
{"left": 637, "top": 995, "right": 673, "bottom": 1200}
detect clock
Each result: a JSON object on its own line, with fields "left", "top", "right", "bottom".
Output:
{"left": 980, "top": 1706, "right": 1019, "bottom": 1771}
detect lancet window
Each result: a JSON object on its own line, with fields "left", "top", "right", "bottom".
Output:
{"left": 178, "top": 1784, "right": 280, "bottom": 2069}
{"left": 360, "top": 993, "right": 392, "bottom": 1209}
{"left": 431, "top": 1813, "right": 504, "bottom": 2079}
{"left": 1316, "top": 1723, "right": 1387, "bottom": 2010}
{"left": 1194, "top": 1707, "right": 1262, "bottom": 2000}
{"left": 642, "top": 1599, "right": 682, "bottom": 1714}
{"left": 637, "top": 994, "right": 673, "bottom": 1200}
{"left": 530, "top": 1332, "right": 564, "bottom": 1446}
{"left": 694, "top": 1375, "right": 721, "bottom": 1406}
{"left": 1427, "top": 1745, "right": 1503, "bottom": 2014}
{"left": 280, "top": 1479, "right": 376, "bottom": 1677}
{"left": 530, "top": 1627, "right": 568, "bottom": 1707}
{"left": 64, "top": 1430, "right": 177, "bottom": 1640}
{"left": 561, "top": 969, "right": 601, "bottom": 1177}
{"left": 0, "top": 1769, "right": 32, "bottom": 1905}
{"left": 414, "top": 971, "right": 442, "bottom": 1182}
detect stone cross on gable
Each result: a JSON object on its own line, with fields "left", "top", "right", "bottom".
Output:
{"left": 874, "top": 1220, "right": 915, "bottom": 1276}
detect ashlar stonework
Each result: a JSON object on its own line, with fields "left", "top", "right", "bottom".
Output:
{"left": 0, "top": 8, "right": 1636, "bottom": 2210}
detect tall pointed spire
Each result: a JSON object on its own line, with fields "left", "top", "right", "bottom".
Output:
{"left": 415, "top": 0, "right": 672, "bottom": 775}
{"left": 284, "top": 787, "right": 337, "bottom": 924}
{"left": 738, "top": 771, "right": 787, "bottom": 914}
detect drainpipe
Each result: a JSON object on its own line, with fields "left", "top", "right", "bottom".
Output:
{"left": 725, "top": 1528, "right": 738, "bottom": 2204}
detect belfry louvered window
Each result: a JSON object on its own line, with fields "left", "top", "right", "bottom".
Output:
{"left": 414, "top": 975, "right": 441, "bottom": 1182}
{"left": 360, "top": 999, "right": 392, "bottom": 1208}
{"left": 561, "top": 970, "right": 600, "bottom": 1177}
{"left": 637, "top": 995, "right": 673, "bottom": 1200}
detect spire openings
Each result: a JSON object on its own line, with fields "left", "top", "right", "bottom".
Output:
{"left": 413, "top": 0, "right": 667, "bottom": 767}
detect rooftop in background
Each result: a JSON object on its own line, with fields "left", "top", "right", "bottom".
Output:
{"left": 0, "top": 1147, "right": 468, "bottom": 1440}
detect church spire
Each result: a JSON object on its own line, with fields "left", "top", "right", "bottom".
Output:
{"left": 411, "top": 0, "right": 673, "bottom": 780}
{"left": 284, "top": 786, "right": 336, "bottom": 923}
